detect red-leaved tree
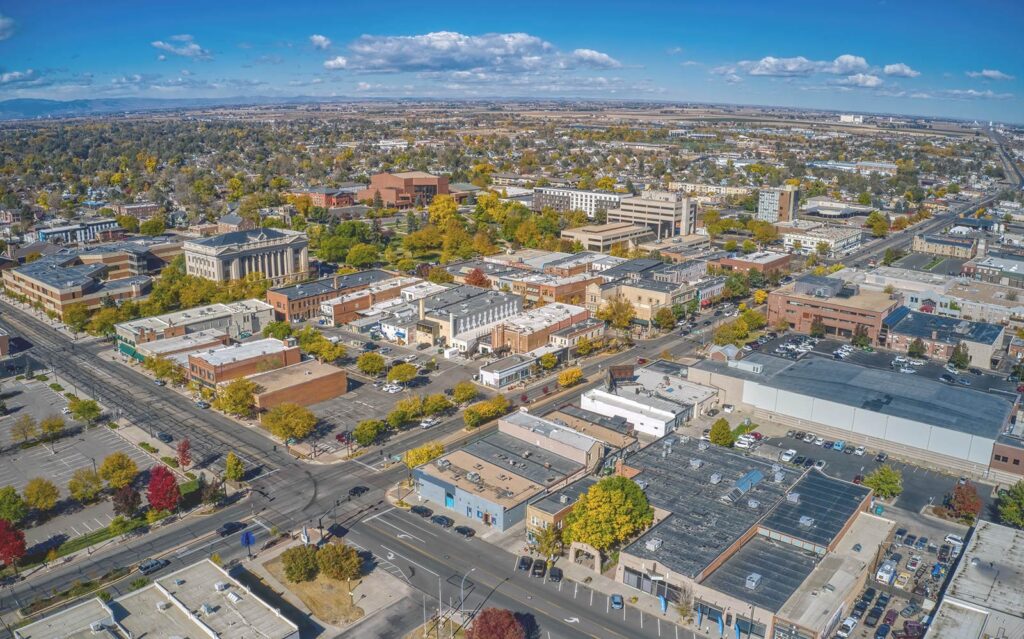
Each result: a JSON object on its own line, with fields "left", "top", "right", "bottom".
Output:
{"left": 176, "top": 438, "right": 191, "bottom": 470}
{"left": 0, "top": 519, "right": 26, "bottom": 574}
{"left": 467, "top": 608, "right": 525, "bottom": 639}
{"left": 147, "top": 465, "right": 181, "bottom": 513}
{"left": 948, "top": 483, "right": 983, "bottom": 522}
{"left": 464, "top": 268, "right": 491, "bottom": 289}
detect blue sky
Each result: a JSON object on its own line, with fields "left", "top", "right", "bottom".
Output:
{"left": 1, "top": 0, "right": 1022, "bottom": 122}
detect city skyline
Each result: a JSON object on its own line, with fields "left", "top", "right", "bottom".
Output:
{"left": 0, "top": 0, "right": 1022, "bottom": 122}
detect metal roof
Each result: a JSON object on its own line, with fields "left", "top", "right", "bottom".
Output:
{"left": 701, "top": 537, "right": 817, "bottom": 613}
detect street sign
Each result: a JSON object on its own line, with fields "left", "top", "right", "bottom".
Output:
{"left": 240, "top": 530, "right": 256, "bottom": 548}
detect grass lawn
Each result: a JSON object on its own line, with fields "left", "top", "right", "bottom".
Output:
{"left": 264, "top": 554, "right": 364, "bottom": 626}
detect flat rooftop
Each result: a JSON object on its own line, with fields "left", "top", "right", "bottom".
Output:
{"left": 136, "top": 328, "right": 227, "bottom": 356}
{"left": 420, "top": 450, "right": 545, "bottom": 509}
{"left": 497, "top": 303, "right": 586, "bottom": 333}
{"left": 547, "top": 404, "right": 631, "bottom": 435}
{"left": 883, "top": 306, "right": 1004, "bottom": 346}
{"left": 530, "top": 475, "right": 599, "bottom": 515}
{"left": 702, "top": 536, "right": 817, "bottom": 613}
{"left": 622, "top": 436, "right": 800, "bottom": 579}
{"left": 777, "top": 513, "right": 894, "bottom": 628}
{"left": 117, "top": 299, "right": 272, "bottom": 333}
{"left": 480, "top": 354, "right": 534, "bottom": 374}
{"left": 191, "top": 338, "right": 291, "bottom": 366}
{"left": 931, "top": 520, "right": 1024, "bottom": 639}
{"left": 774, "top": 283, "right": 897, "bottom": 312}
{"left": 761, "top": 470, "right": 871, "bottom": 549}
{"left": 247, "top": 360, "right": 345, "bottom": 394}
{"left": 694, "top": 352, "right": 1013, "bottom": 439}
{"left": 563, "top": 222, "right": 652, "bottom": 237}
{"left": 501, "top": 410, "right": 601, "bottom": 454}
{"left": 462, "top": 430, "right": 583, "bottom": 486}
{"left": 269, "top": 269, "right": 394, "bottom": 300}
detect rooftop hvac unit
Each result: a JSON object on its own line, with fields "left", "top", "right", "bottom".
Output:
{"left": 787, "top": 492, "right": 801, "bottom": 504}
{"left": 709, "top": 473, "right": 722, "bottom": 485}
{"left": 201, "top": 603, "right": 215, "bottom": 615}
{"left": 774, "top": 471, "right": 786, "bottom": 483}
{"left": 174, "top": 579, "right": 185, "bottom": 586}
{"left": 636, "top": 480, "right": 649, "bottom": 490}
{"left": 745, "top": 573, "right": 762, "bottom": 590}
{"left": 90, "top": 621, "right": 106, "bottom": 632}
{"left": 645, "top": 538, "right": 663, "bottom": 552}
{"left": 214, "top": 582, "right": 229, "bottom": 592}
{"left": 747, "top": 499, "right": 760, "bottom": 509}
{"left": 799, "top": 516, "right": 815, "bottom": 528}
{"left": 226, "top": 592, "right": 242, "bottom": 604}
{"left": 689, "top": 458, "right": 703, "bottom": 470}
{"left": 698, "top": 441, "right": 710, "bottom": 451}
{"left": 467, "top": 472, "right": 481, "bottom": 483}
{"left": 436, "top": 459, "right": 451, "bottom": 470}
{"left": 771, "top": 464, "right": 782, "bottom": 474}
{"left": 157, "top": 601, "right": 171, "bottom": 611}
{"left": 559, "top": 494, "right": 570, "bottom": 504}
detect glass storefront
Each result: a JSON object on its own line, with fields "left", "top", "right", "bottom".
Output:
{"left": 622, "top": 567, "right": 683, "bottom": 603}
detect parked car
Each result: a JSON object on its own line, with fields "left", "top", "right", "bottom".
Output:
{"left": 861, "top": 588, "right": 877, "bottom": 604}
{"left": 780, "top": 449, "right": 797, "bottom": 463}
{"left": 907, "top": 555, "right": 922, "bottom": 571}
{"left": 875, "top": 623, "right": 892, "bottom": 639}
{"left": 792, "top": 455, "right": 806, "bottom": 466}
{"left": 813, "top": 436, "right": 825, "bottom": 446}
{"left": 894, "top": 528, "right": 907, "bottom": 543}
{"left": 852, "top": 600, "right": 868, "bottom": 619}
{"left": 914, "top": 536, "right": 928, "bottom": 551}
{"left": 895, "top": 573, "right": 911, "bottom": 589}
{"left": 156, "top": 432, "right": 173, "bottom": 443}
{"left": 875, "top": 452, "right": 889, "bottom": 463}
{"left": 877, "top": 593, "right": 891, "bottom": 608}
{"left": 944, "top": 534, "right": 964, "bottom": 546}
{"left": 901, "top": 621, "right": 925, "bottom": 637}
{"left": 517, "top": 556, "right": 532, "bottom": 571}
{"left": 803, "top": 432, "right": 816, "bottom": 443}
{"left": 900, "top": 602, "right": 920, "bottom": 618}
{"left": 865, "top": 606, "right": 884, "bottom": 628}
{"left": 530, "top": 558, "right": 547, "bottom": 578}
{"left": 833, "top": 440, "right": 846, "bottom": 452}
{"left": 853, "top": 474, "right": 864, "bottom": 485}
{"left": 803, "top": 458, "right": 816, "bottom": 468}
{"left": 837, "top": 616, "right": 858, "bottom": 638}
{"left": 153, "top": 379, "right": 167, "bottom": 386}
{"left": 548, "top": 566, "right": 563, "bottom": 583}
{"left": 903, "top": 534, "right": 917, "bottom": 549}
{"left": 194, "top": 400, "right": 210, "bottom": 409}
{"left": 854, "top": 446, "right": 866, "bottom": 456}
{"left": 454, "top": 526, "right": 475, "bottom": 538}
{"left": 823, "top": 440, "right": 834, "bottom": 449}
{"left": 814, "top": 459, "right": 827, "bottom": 470}
{"left": 884, "top": 609, "right": 898, "bottom": 625}
{"left": 610, "top": 594, "right": 624, "bottom": 610}
{"left": 430, "top": 515, "right": 454, "bottom": 528}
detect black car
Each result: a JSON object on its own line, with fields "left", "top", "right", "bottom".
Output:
{"left": 865, "top": 606, "right": 884, "bottom": 628}
{"left": 216, "top": 521, "right": 245, "bottom": 537}
{"left": 548, "top": 566, "right": 563, "bottom": 583}
{"left": 410, "top": 505, "right": 433, "bottom": 518}
{"left": 517, "top": 556, "right": 532, "bottom": 571}
{"left": 530, "top": 558, "right": 547, "bottom": 578}
{"left": 792, "top": 455, "right": 806, "bottom": 466}
{"left": 875, "top": 452, "right": 889, "bottom": 463}
{"left": 454, "top": 526, "right": 475, "bottom": 538}
{"left": 852, "top": 600, "right": 868, "bottom": 619}
{"left": 156, "top": 431, "right": 173, "bottom": 443}
{"left": 939, "top": 373, "right": 955, "bottom": 383}
{"left": 803, "top": 457, "right": 816, "bottom": 468}
{"left": 153, "top": 379, "right": 167, "bottom": 386}
{"left": 793, "top": 431, "right": 805, "bottom": 440}
{"left": 969, "top": 367, "right": 982, "bottom": 375}
{"left": 430, "top": 515, "right": 454, "bottom": 528}
{"left": 894, "top": 528, "right": 907, "bottom": 543}
{"left": 877, "top": 592, "right": 891, "bottom": 608}
{"left": 138, "top": 558, "right": 169, "bottom": 575}
{"left": 862, "top": 587, "right": 877, "bottom": 604}
{"left": 348, "top": 486, "right": 369, "bottom": 498}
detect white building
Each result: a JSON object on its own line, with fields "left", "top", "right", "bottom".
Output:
{"left": 183, "top": 228, "right": 310, "bottom": 285}
{"left": 606, "top": 190, "right": 697, "bottom": 238}
{"left": 756, "top": 185, "right": 799, "bottom": 223}
{"left": 782, "top": 224, "right": 864, "bottom": 257}
{"left": 532, "top": 187, "right": 623, "bottom": 218}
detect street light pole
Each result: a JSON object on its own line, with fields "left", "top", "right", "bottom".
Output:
{"left": 459, "top": 567, "right": 476, "bottom": 615}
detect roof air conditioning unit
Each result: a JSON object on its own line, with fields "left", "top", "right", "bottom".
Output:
{"left": 689, "top": 458, "right": 703, "bottom": 470}
{"left": 799, "top": 516, "right": 815, "bottom": 528}
{"left": 227, "top": 592, "right": 242, "bottom": 604}
{"left": 436, "top": 459, "right": 451, "bottom": 470}
{"left": 747, "top": 499, "right": 760, "bottom": 509}
{"left": 90, "top": 621, "right": 106, "bottom": 632}
{"left": 774, "top": 471, "right": 786, "bottom": 483}
{"left": 745, "top": 573, "right": 762, "bottom": 590}
{"left": 559, "top": 494, "right": 570, "bottom": 504}
{"left": 709, "top": 473, "right": 722, "bottom": 485}
{"left": 771, "top": 464, "right": 782, "bottom": 474}
{"left": 214, "top": 582, "right": 229, "bottom": 592}
{"left": 201, "top": 603, "right": 215, "bottom": 615}
{"left": 157, "top": 601, "right": 171, "bottom": 611}
{"left": 645, "top": 538, "right": 663, "bottom": 552}
{"left": 787, "top": 492, "right": 801, "bottom": 504}
{"left": 467, "top": 472, "right": 481, "bottom": 483}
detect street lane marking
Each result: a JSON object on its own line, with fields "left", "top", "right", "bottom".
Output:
{"left": 362, "top": 507, "right": 394, "bottom": 523}
{"left": 378, "top": 544, "right": 438, "bottom": 577}
{"left": 371, "top": 517, "right": 426, "bottom": 543}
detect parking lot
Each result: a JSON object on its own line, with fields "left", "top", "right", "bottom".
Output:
{"left": 0, "top": 380, "right": 155, "bottom": 548}
{"left": 892, "top": 253, "right": 966, "bottom": 277}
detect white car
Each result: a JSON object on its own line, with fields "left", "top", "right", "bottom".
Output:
{"left": 723, "top": 404, "right": 735, "bottom": 413}
{"left": 734, "top": 438, "right": 753, "bottom": 450}
{"left": 61, "top": 407, "right": 72, "bottom": 415}
{"left": 854, "top": 446, "right": 866, "bottom": 456}
{"left": 813, "top": 437, "right": 825, "bottom": 446}
{"left": 419, "top": 417, "right": 440, "bottom": 429}
{"left": 944, "top": 534, "right": 964, "bottom": 546}
{"left": 780, "top": 449, "right": 797, "bottom": 463}
{"left": 836, "top": 617, "right": 858, "bottom": 639}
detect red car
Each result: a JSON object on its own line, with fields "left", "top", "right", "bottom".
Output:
{"left": 1017, "top": 384, "right": 1024, "bottom": 393}
{"left": 748, "top": 432, "right": 764, "bottom": 441}
{"left": 853, "top": 474, "right": 864, "bottom": 485}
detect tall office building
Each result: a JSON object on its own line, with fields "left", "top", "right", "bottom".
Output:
{"left": 606, "top": 190, "right": 697, "bottom": 238}
{"left": 756, "top": 185, "right": 800, "bottom": 223}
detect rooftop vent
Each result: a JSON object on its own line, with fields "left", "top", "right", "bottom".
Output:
{"left": 747, "top": 499, "right": 760, "bottom": 509}
{"left": 466, "top": 472, "right": 481, "bottom": 484}
{"left": 226, "top": 592, "right": 242, "bottom": 604}
{"left": 90, "top": 621, "right": 106, "bottom": 632}
{"left": 436, "top": 459, "right": 451, "bottom": 470}
{"left": 201, "top": 603, "right": 215, "bottom": 615}
{"left": 745, "top": 573, "right": 762, "bottom": 590}
{"left": 799, "top": 516, "right": 815, "bottom": 528}
{"left": 709, "top": 473, "right": 722, "bottom": 485}
{"left": 636, "top": 480, "right": 649, "bottom": 491}
{"left": 559, "top": 494, "right": 570, "bottom": 504}
{"left": 689, "top": 459, "right": 703, "bottom": 470}
{"left": 774, "top": 471, "right": 786, "bottom": 483}
{"left": 787, "top": 492, "right": 801, "bottom": 504}
{"left": 645, "top": 538, "right": 663, "bottom": 552}
{"left": 174, "top": 579, "right": 185, "bottom": 586}
{"left": 214, "top": 582, "right": 229, "bottom": 592}
{"left": 157, "top": 601, "right": 171, "bottom": 611}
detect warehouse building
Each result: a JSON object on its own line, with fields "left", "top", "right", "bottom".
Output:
{"left": 688, "top": 351, "right": 1017, "bottom": 476}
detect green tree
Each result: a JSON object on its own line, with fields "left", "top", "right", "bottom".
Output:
{"left": 563, "top": 476, "right": 654, "bottom": 552}
{"left": 809, "top": 315, "right": 826, "bottom": 338}
{"left": 345, "top": 243, "right": 379, "bottom": 267}
{"left": 405, "top": 442, "right": 444, "bottom": 469}
{"left": 998, "top": 480, "right": 1024, "bottom": 529}
{"left": 558, "top": 367, "right": 584, "bottom": 388}
{"left": 863, "top": 465, "right": 903, "bottom": 498}
{"left": 0, "top": 486, "right": 27, "bottom": 524}
{"left": 213, "top": 378, "right": 258, "bottom": 417}
{"left": 538, "top": 353, "right": 558, "bottom": 370}
{"left": 427, "top": 267, "right": 454, "bottom": 284}
{"left": 281, "top": 545, "right": 320, "bottom": 583}
{"left": 67, "top": 468, "right": 104, "bottom": 503}
{"left": 116, "top": 215, "right": 140, "bottom": 233}
{"left": 857, "top": 192, "right": 872, "bottom": 206}
{"left": 263, "top": 402, "right": 317, "bottom": 441}
{"left": 949, "top": 342, "right": 971, "bottom": 370}
{"left": 69, "top": 398, "right": 102, "bottom": 424}
{"left": 63, "top": 303, "right": 91, "bottom": 333}
{"left": 40, "top": 415, "right": 65, "bottom": 441}
{"left": 851, "top": 325, "right": 870, "bottom": 348}
{"left": 356, "top": 352, "right": 386, "bottom": 376}
{"left": 534, "top": 524, "right": 563, "bottom": 561}
{"left": 99, "top": 452, "right": 138, "bottom": 489}
{"left": 353, "top": 419, "right": 387, "bottom": 446}
{"left": 452, "top": 381, "right": 479, "bottom": 404}
{"left": 387, "top": 362, "right": 418, "bottom": 385}
{"left": 422, "top": 394, "right": 453, "bottom": 416}
{"left": 139, "top": 217, "right": 166, "bottom": 235}
{"left": 224, "top": 452, "right": 245, "bottom": 482}
{"left": 653, "top": 307, "right": 677, "bottom": 331}
{"left": 908, "top": 338, "right": 926, "bottom": 359}
{"left": 262, "top": 321, "right": 293, "bottom": 340}
{"left": 713, "top": 318, "right": 749, "bottom": 346}
{"left": 708, "top": 418, "right": 734, "bottom": 447}
{"left": 317, "top": 542, "right": 363, "bottom": 581}
{"left": 24, "top": 477, "right": 59, "bottom": 512}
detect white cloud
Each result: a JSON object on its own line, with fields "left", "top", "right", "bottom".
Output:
{"left": 151, "top": 34, "right": 212, "bottom": 60}
{"left": 309, "top": 34, "right": 331, "bottom": 50}
{"left": 939, "top": 88, "right": 1013, "bottom": 100}
{"left": 323, "top": 56, "right": 348, "bottom": 70}
{"left": 0, "top": 13, "right": 14, "bottom": 41}
{"left": 966, "top": 69, "right": 1014, "bottom": 81}
{"left": 0, "top": 69, "right": 39, "bottom": 85}
{"left": 824, "top": 54, "right": 869, "bottom": 74}
{"left": 724, "top": 73, "right": 743, "bottom": 84}
{"left": 735, "top": 54, "right": 868, "bottom": 77}
{"left": 837, "top": 73, "right": 884, "bottom": 88}
{"left": 157, "top": 54, "right": 167, "bottom": 62}
{"left": 679, "top": 60, "right": 700, "bottom": 67}
{"left": 331, "top": 31, "right": 619, "bottom": 73}
{"left": 884, "top": 63, "right": 920, "bottom": 78}
{"left": 570, "top": 48, "right": 621, "bottom": 69}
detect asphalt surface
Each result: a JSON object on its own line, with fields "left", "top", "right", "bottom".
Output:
{"left": 0, "top": 297, "right": 712, "bottom": 638}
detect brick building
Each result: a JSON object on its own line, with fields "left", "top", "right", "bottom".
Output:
{"left": 708, "top": 251, "right": 793, "bottom": 276}
{"left": 767, "top": 275, "right": 900, "bottom": 343}
{"left": 265, "top": 269, "right": 396, "bottom": 321}
{"left": 187, "top": 338, "right": 301, "bottom": 387}
{"left": 249, "top": 360, "right": 348, "bottom": 410}
{"left": 319, "top": 276, "right": 418, "bottom": 326}
{"left": 356, "top": 171, "right": 449, "bottom": 209}
{"left": 490, "top": 303, "right": 589, "bottom": 354}
{"left": 285, "top": 187, "right": 356, "bottom": 209}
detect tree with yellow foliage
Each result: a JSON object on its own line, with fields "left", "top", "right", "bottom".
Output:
{"left": 752, "top": 289, "right": 768, "bottom": 305}
{"left": 557, "top": 368, "right": 584, "bottom": 388}
{"left": 563, "top": 476, "right": 654, "bottom": 552}
{"left": 404, "top": 442, "right": 444, "bottom": 470}
{"left": 428, "top": 194, "right": 459, "bottom": 227}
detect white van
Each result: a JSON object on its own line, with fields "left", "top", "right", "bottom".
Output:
{"left": 875, "top": 560, "right": 897, "bottom": 584}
